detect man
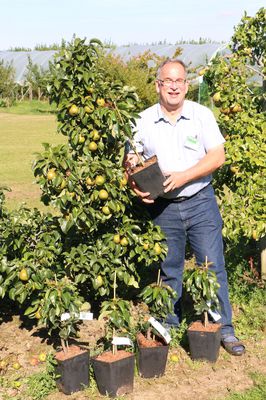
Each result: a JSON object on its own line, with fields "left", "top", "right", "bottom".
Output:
{"left": 125, "top": 59, "right": 245, "bottom": 356}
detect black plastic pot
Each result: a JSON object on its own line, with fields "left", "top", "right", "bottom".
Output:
{"left": 92, "top": 352, "right": 135, "bottom": 398}
{"left": 55, "top": 349, "right": 89, "bottom": 395}
{"left": 130, "top": 155, "right": 165, "bottom": 200}
{"left": 137, "top": 343, "right": 169, "bottom": 378}
{"left": 187, "top": 321, "right": 221, "bottom": 362}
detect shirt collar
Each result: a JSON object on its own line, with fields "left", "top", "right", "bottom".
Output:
{"left": 155, "top": 100, "right": 191, "bottom": 124}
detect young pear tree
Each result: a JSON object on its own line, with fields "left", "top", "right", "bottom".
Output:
{"left": 33, "top": 38, "right": 167, "bottom": 314}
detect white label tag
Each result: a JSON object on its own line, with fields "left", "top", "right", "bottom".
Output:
{"left": 79, "top": 312, "right": 93, "bottom": 320}
{"left": 112, "top": 337, "right": 133, "bottom": 346}
{"left": 61, "top": 312, "right": 71, "bottom": 321}
{"left": 184, "top": 135, "right": 199, "bottom": 151}
{"left": 207, "top": 302, "right": 221, "bottom": 322}
{"left": 148, "top": 317, "right": 171, "bottom": 344}
{"left": 61, "top": 312, "right": 93, "bottom": 321}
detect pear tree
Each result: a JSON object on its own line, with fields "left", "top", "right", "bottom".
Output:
{"left": 204, "top": 8, "right": 265, "bottom": 245}
{"left": 33, "top": 38, "right": 167, "bottom": 312}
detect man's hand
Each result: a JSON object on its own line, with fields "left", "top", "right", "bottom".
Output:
{"left": 128, "top": 179, "right": 154, "bottom": 203}
{"left": 123, "top": 153, "right": 139, "bottom": 170}
{"left": 163, "top": 144, "right": 225, "bottom": 193}
{"left": 163, "top": 172, "right": 188, "bottom": 193}
{"left": 123, "top": 154, "right": 154, "bottom": 203}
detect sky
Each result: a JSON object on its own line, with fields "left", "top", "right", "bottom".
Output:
{"left": 0, "top": 0, "right": 265, "bottom": 50}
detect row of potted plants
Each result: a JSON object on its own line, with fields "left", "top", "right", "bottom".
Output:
{"left": 54, "top": 262, "right": 222, "bottom": 397}
{"left": 55, "top": 270, "right": 173, "bottom": 396}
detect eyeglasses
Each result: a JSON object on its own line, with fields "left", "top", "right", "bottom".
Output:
{"left": 158, "top": 78, "right": 187, "bottom": 87}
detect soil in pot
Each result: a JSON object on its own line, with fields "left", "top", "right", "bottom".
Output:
{"left": 188, "top": 321, "right": 222, "bottom": 362}
{"left": 92, "top": 350, "right": 134, "bottom": 398}
{"left": 136, "top": 332, "right": 169, "bottom": 378}
{"left": 129, "top": 155, "right": 166, "bottom": 200}
{"left": 55, "top": 345, "right": 89, "bottom": 395}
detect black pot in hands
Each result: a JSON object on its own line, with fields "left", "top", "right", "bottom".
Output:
{"left": 130, "top": 155, "right": 166, "bottom": 200}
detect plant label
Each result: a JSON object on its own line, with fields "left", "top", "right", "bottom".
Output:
{"left": 148, "top": 317, "right": 171, "bottom": 344}
{"left": 61, "top": 312, "right": 94, "bottom": 321}
{"left": 207, "top": 302, "right": 221, "bottom": 322}
{"left": 112, "top": 336, "right": 133, "bottom": 346}
{"left": 79, "top": 312, "right": 93, "bottom": 320}
{"left": 61, "top": 312, "right": 71, "bottom": 321}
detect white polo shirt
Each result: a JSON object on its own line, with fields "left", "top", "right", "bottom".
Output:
{"left": 131, "top": 100, "right": 225, "bottom": 198}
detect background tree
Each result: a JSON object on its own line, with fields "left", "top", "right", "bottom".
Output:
{"left": 0, "top": 60, "right": 17, "bottom": 106}
{"left": 203, "top": 7, "right": 265, "bottom": 279}
{"left": 99, "top": 46, "right": 199, "bottom": 109}
{"left": 99, "top": 50, "right": 164, "bottom": 109}
{"left": 24, "top": 56, "right": 51, "bottom": 100}
{"left": 204, "top": 7, "right": 265, "bottom": 244}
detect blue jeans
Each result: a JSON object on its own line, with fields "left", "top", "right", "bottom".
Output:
{"left": 146, "top": 184, "right": 234, "bottom": 337}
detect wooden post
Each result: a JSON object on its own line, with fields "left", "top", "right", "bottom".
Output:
{"left": 260, "top": 236, "right": 266, "bottom": 280}
{"left": 29, "top": 85, "right": 32, "bottom": 101}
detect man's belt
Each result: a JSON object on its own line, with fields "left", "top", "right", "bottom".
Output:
{"left": 158, "top": 184, "right": 210, "bottom": 203}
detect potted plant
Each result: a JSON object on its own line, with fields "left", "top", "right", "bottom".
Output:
{"left": 184, "top": 257, "right": 221, "bottom": 362}
{"left": 26, "top": 276, "right": 90, "bottom": 395}
{"left": 126, "top": 139, "right": 166, "bottom": 200}
{"left": 129, "top": 155, "right": 166, "bottom": 200}
{"left": 136, "top": 270, "right": 177, "bottom": 378}
{"left": 54, "top": 314, "right": 89, "bottom": 395}
{"left": 92, "top": 272, "right": 135, "bottom": 398}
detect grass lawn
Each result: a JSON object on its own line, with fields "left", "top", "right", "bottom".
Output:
{"left": 0, "top": 99, "right": 56, "bottom": 115}
{"left": 0, "top": 111, "right": 64, "bottom": 210}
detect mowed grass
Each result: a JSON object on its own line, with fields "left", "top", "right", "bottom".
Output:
{"left": 0, "top": 112, "right": 65, "bottom": 210}
{"left": 0, "top": 99, "right": 57, "bottom": 115}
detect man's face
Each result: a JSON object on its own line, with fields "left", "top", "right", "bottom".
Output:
{"left": 155, "top": 62, "right": 189, "bottom": 112}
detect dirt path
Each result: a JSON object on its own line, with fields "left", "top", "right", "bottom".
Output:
{"left": 0, "top": 314, "right": 265, "bottom": 400}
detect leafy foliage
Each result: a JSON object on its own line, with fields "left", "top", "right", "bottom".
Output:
{"left": 24, "top": 56, "right": 51, "bottom": 99}
{"left": 99, "top": 297, "right": 133, "bottom": 340}
{"left": 25, "top": 353, "right": 58, "bottom": 399}
{"left": 99, "top": 48, "right": 201, "bottom": 108}
{"left": 138, "top": 277, "right": 177, "bottom": 337}
{"left": 0, "top": 38, "right": 169, "bottom": 349}
{"left": 204, "top": 7, "right": 266, "bottom": 241}
{"left": 0, "top": 60, "right": 17, "bottom": 106}
{"left": 139, "top": 279, "right": 176, "bottom": 322}
{"left": 184, "top": 259, "right": 220, "bottom": 325}
{"left": 99, "top": 50, "right": 165, "bottom": 109}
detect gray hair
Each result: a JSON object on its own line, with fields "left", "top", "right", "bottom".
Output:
{"left": 156, "top": 59, "right": 187, "bottom": 79}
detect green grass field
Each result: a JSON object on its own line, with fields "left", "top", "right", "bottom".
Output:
{"left": 0, "top": 99, "right": 57, "bottom": 115}
{"left": 0, "top": 107, "right": 64, "bottom": 210}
